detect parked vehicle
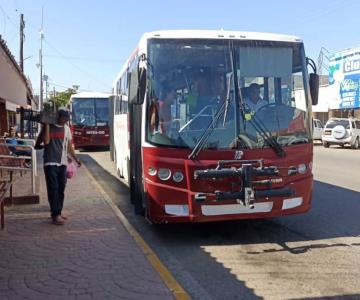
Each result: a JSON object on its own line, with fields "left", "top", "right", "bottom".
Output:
{"left": 312, "top": 118, "right": 323, "bottom": 141}
{"left": 322, "top": 118, "right": 360, "bottom": 149}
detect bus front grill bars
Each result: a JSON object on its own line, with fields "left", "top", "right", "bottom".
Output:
{"left": 194, "top": 162, "right": 294, "bottom": 208}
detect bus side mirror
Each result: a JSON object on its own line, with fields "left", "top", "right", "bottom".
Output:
{"left": 128, "top": 66, "right": 146, "bottom": 105}
{"left": 309, "top": 73, "right": 319, "bottom": 106}
{"left": 128, "top": 70, "right": 138, "bottom": 104}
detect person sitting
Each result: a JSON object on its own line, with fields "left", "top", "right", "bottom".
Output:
{"left": 245, "top": 83, "right": 267, "bottom": 112}
{"left": 158, "top": 86, "right": 176, "bottom": 135}
{"left": 149, "top": 95, "right": 159, "bottom": 134}
{"left": 6, "top": 127, "right": 32, "bottom": 157}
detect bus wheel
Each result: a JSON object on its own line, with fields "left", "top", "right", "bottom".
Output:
{"left": 133, "top": 183, "right": 145, "bottom": 215}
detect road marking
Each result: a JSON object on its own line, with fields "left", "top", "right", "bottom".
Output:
{"left": 82, "top": 163, "right": 191, "bottom": 300}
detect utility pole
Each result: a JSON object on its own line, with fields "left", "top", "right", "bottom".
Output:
{"left": 53, "top": 86, "right": 56, "bottom": 112}
{"left": 43, "top": 74, "right": 49, "bottom": 101}
{"left": 19, "top": 14, "right": 25, "bottom": 72}
{"left": 39, "top": 7, "right": 44, "bottom": 111}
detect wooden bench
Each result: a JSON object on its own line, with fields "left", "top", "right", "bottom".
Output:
{"left": 0, "top": 180, "right": 12, "bottom": 229}
{"left": 0, "top": 140, "right": 34, "bottom": 208}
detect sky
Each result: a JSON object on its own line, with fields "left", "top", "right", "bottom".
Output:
{"left": 1, "top": 0, "right": 360, "bottom": 96}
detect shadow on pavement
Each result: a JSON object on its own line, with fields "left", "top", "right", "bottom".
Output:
{"left": 292, "top": 295, "right": 360, "bottom": 300}
{"left": 79, "top": 153, "right": 360, "bottom": 299}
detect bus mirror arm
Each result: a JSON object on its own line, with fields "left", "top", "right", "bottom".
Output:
{"left": 306, "top": 57, "right": 319, "bottom": 106}
{"left": 128, "top": 61, "right": 147, "bottom": 105}
{"left": 309, "top": 73, "right": 319, "bottom": 106}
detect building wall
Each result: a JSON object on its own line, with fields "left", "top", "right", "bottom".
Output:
{"left": 0, "top": 101, "right": 8, "bottom": 136}
{"left": 0, "top": 48, "right": 28, "bottom": 106}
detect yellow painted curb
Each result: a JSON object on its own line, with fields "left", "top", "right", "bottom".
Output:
{"left": 82, "top": 163, "right": 191, "bottom": 300}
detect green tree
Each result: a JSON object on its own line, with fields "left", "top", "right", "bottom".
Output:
{"left": 49, "top": 85, "right": 79, "bottom": 109}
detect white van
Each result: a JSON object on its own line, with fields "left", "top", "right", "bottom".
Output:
{"left": 322, "top": 118, "right": 360, "bottom": 149}
{"left": 312, "top": 118, "right": 323, "bottom": 141}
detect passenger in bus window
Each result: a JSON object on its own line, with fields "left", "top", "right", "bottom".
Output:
{"left": 149, "top": 95, "right": 159, "bottom": 133}
{"left": 245, "top": 83, "right": 267, "bottom": 112}
{"left": 187, "top": 72, "right": 213, "bottom": 114}
{"left": 158, "top": 86, "right": 176, "bottom": 135}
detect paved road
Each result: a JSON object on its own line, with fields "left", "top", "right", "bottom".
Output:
{"left": 80, "top": 146, "right": 360, "bottom": 300}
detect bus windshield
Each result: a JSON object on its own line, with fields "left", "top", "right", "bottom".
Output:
{"left": 72, "top": 98, "right": 109, "bottom": 127}
{"left": 146, "top": 39, "right": 311, "bottom": 150}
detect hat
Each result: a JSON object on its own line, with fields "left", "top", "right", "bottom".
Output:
{"left": 58, "top": 108, "right": 69, "bottom": 119}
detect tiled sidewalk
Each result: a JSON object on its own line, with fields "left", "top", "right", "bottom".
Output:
{"left": 0, "top": 160, "right": 173, "bottom": 300}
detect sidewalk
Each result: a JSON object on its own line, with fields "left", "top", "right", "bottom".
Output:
{"left": 0, "top": 157, "right": 173, "bottom": 300}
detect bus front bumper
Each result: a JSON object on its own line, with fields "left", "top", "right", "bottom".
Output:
{"left": 145, "top": 175, "right": 313, "bottom": 223}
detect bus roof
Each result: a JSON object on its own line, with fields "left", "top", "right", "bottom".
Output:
{"left": 70, "top": 92, "right": 111, "bottom": 99}
{"left": 140, "top": 30, "right": 302, "bottom": 43}
{"left": 112, "top": 29, "right": 303, "bottom": 89}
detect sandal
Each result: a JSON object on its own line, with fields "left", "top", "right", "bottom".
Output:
{"left": 52, "top": 215, "right": 65, "bottom": 225}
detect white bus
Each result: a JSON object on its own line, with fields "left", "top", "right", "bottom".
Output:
{"left": 111, "top": 30, "right": 319, "bottom": 223}
{"left": 112, "top": 67, "right": 129, "bottom": 181}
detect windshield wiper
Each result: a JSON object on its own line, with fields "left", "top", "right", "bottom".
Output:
{"left": 229, "top": 42, "right": 286, "bottom": 157}
{"left": 244, "top": 116, "right": 286, "bottom": 157}
{"left": 222, "top": 74, "right": 233, "bottom": 126}
{"left": 188, "top": 57, "right": 234, "bottom": 160}
{"left": 188, "top": 99, "right": 227, "bottom": 160}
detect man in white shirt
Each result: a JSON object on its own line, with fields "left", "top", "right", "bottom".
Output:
{"left": 245, "top": 83, "right": 267, "bottom": 112}
{"left": 36, "top": 108, "right": 81, "bottom": 225}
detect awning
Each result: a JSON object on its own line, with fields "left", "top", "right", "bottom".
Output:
{"left": 0, "top": 48, "right": 28, "bottom": 107}
{"left": 5, "top": 101, "right": 18, "bottom": 112}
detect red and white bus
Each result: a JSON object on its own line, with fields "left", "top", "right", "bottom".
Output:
{"left": 112, "top": 30, "right": 319, "bottom": 223}
{"left": 70, "top": 92, "right": 111, "bottom": 149}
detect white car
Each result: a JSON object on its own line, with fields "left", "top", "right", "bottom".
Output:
{"left": 322, "top": 118, "right": 360, "bottom": 149}
{"left": 312, "top": 118, "right": 323, "bottom": 141}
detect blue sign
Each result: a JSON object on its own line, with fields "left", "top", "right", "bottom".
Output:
{"left": 329, "top": 48, "right": 360, "bottom": 109}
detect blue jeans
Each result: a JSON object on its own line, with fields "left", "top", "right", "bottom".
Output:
{"left": 44, "top": 165, "right": 67, "bottom": 218}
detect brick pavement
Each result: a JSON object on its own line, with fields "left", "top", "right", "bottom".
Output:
{"left": 0, "top": 157, "right": 173, "bottom": 300}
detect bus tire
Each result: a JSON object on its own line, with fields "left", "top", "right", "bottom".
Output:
{"left": 133, "top": 181, "right": 145, "bottom": 215}
{"left": 129, "top": 168, "right": 144, "bottom": 215}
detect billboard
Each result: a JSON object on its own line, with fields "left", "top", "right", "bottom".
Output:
{"left": 328, "top": 48, "right": 360, "bottom": 109}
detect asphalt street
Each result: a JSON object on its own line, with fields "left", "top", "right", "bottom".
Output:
{"left": 80, "top": 145, "right": 360, "bottom": 300}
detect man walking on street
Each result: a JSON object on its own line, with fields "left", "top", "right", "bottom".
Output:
{"left": 36, "top": 108, "right": 81, "bottom": 225}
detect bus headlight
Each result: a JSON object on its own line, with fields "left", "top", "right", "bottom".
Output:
{"left": 172, "top": 171, "right": 184, "bottom": 183}
{"left": 297, "top": 163, "right": 307, "bottom": 174}
{"left": 158, "top": 168, "right": 171, "bottom": 181}
{"left": 148, "top": 166, "right": 157, "bottom": 176}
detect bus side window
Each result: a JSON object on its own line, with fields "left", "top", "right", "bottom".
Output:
{"left": 115, "top": 98, "right": 121, "bottom": 115}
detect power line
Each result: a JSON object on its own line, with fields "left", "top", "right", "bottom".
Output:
{"left": 43, "top": 54, "right": 120, "bottom": 63}
{"left": 48, "top": 80, "right": 109, "bottom": 94}
{"left": 0, "top": 3, "right": 17, "bottom": 31}
{"left": 43, "top": 37, "right": 110, "bottom": 89}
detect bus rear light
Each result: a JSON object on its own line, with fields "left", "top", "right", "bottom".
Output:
{"left": 172, "top": 171, "right": 184, "bottom": 183}
{"left": 158, "top": 168, "right": 171, "bottom": 181}
{"left": 148, "top": 166, "right": 157, "bottom": 176}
